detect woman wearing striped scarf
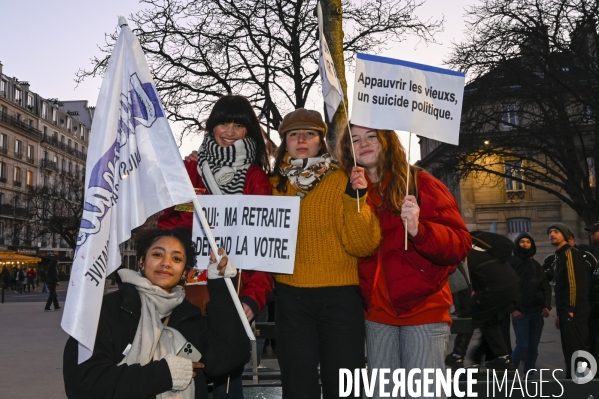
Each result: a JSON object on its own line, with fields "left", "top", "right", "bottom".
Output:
{"left": 158, "top": 95, "right": 274, "bottom": 399}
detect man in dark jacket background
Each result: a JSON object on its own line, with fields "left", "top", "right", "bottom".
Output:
{"left": 548, "top": 222, "right": 590, "bottom": 378}
{"left": 44, "top": 261, "right": 61, "bottom": 312}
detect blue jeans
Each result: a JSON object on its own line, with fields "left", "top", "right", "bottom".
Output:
{"left": 511, "top": 311, "right": 544, "bottom": 373}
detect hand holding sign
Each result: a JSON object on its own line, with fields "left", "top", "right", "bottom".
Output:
{"left": 350, "top": 167, "right": 368, "bottom": 190}
{"left": 400, "top": 195, "right": 420, "bottom": 237}
{"left": 207, "top": 248, "right": 236, "bottom": 279}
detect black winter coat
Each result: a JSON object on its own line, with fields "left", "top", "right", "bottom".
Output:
{"left": 509, "top": 233, "right": 551, "bottom": 313}
{"left": 63, "top": 279, "right": 250, "bottom": 399}
{"left": 553, "top": 244, "right": 590, "bottom": 315}
{"left": 582, "top": 245, "right": 599, "bottom": 311}
{"left": 509, "top": 257, "right": 551, "bottom": 313}
{"left": 47, "top": 264, "right": 59, "bottom": 286}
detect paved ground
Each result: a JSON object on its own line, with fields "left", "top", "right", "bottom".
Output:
{"left": 0, "top": 285, "right": 596, "bottom": 398}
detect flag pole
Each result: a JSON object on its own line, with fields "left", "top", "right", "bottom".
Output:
{"left": 192, "top": 196, "right": 255, "bottom": 341}
{"left": 340, "top": 100, "right": 361, "bottom": 213}
{"left": 317, "top": 2, "right": 360, "bottom": 212}
{"left": 404, "top": 132, "right": 412, "bottom": 251}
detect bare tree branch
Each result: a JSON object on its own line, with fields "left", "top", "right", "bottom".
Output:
{"left": 423, "top": 0, "right": 598, "bottom": 225}
{"left": 76, "top": 0, "right": 442, "bottom": 145}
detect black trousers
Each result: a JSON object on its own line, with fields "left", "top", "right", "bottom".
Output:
{"left": 451, "top": 287, "right": 473, "bottom": 357}
{"left": 559, "top": 309, "right": 590, "bottom": 378}
{"left": 471, "top": 290, "right": 517, "bottom": 359}
{"left": 275, "top": 283, "right": 365, "bottom": 399}
{"left": 45, "top": 284, "right": 59, "bottom": 310}
{"left": 473, "top": 312, "right": 512, "bottom": 362}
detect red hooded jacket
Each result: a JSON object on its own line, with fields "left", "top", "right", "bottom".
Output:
{"left": 359, "top": 171, "right": 471, "bottom": 316}
{"left": 158, "top": 159, "right": 274, "bottom": 318}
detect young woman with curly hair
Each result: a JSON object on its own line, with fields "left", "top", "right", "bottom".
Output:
{"left": 337, "top": 126, "right": 471, "bottom": 398}
{"left": 63, "top": 228, "right": 249, "bottom": 399}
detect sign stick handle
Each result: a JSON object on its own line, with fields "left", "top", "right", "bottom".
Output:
{"left": 404, "top": 132, "right": 412, "bottom": 252}
{"left": 191, "top": 195, "right": 255, "bottom": 341}
{"left": 236, "top": 269, "right": 243, "bottom": 294}
{"left": 340, "top": 100, "right": 360, "bottom": 213}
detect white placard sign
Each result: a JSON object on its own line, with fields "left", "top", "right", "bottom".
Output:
{"left": 192, "top": 195, "right": 300, "bottom": 274}
{"left": 351, "top": 53, "right": 466, "bottom": 145}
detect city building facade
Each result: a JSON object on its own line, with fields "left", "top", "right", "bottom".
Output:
{"left": 0, "top": 61, "right": 90, "bottom": 277}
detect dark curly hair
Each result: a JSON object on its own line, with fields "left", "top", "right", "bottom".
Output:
{"left": 135, "top": 228, "right": 197, "bottom": 281}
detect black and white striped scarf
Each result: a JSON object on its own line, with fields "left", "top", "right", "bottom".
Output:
{"left": 197, "top": 134, "right": 256, "bottom": 195}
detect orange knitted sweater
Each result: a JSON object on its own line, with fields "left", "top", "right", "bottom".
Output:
{"left": 270, "top": 168, "right": 381, "bottom": 288}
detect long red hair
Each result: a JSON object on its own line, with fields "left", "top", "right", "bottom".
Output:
{"left": 336, "top": 127, "right": 419, "bottom": 213}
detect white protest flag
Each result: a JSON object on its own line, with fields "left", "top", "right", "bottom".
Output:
{"left": 61, "top": 16, "right": 198, "bottom": 363}
{"left": 317, "top": 2, "right": 344, "bottom": 122}
{"left": 351, "top": 53, "right": 466, "bottom": 145}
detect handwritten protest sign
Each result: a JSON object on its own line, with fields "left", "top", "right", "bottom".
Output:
{"left": 192, "top": 195, "right": 300, "bottom": 274}
{"left": 351, "top": 53, "right": 466, "bottom": 145}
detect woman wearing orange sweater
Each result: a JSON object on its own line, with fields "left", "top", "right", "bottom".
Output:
{"left": 337, "top": 126, "right": 471, "bottom": 398}
{"left": 270, "top": 109, "right": 381, "bottom": 399}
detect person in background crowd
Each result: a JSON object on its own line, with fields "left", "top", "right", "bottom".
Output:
{"left": 509, "top": 233, "right": 551, "bottom": 375}
{"left": 158, "top": 95, "right": 274, "bottom": 399}
{"left": 548, "top": 223, "right": 590, "bottom": 378}
{"left": 337, "top": 125, "right": 470, "bottom": 397}
{"left": 63, "top": 228, "right": 250, "bottom": 399}
{"left": 566, "top": 234, "right": 597, "bottom": 272}
{"left": 16, "top": 267, "right": 26, "bottom": 294}
{"left": 584, "top": 221, "right": 599, "bottom": 362}
{"left": 1, "top": 266, "right": 10, "bottom": 290}
{"left": 44, "top": 261, "right": 61, "bottom": 311}
{"left": 447, "top": 231, "right": 519, "bottom": 371}
{"left": 271, "top": 110, "right": 381, "bottom": 399}
{"left": 445, "top": 262, "right": 473, "bottom": 369}
{"left": 40, "top": 266, "right": 49, "bottom": 294}
{"left": 26, "top": 267, "right": 36, "bottom": 292}
{"left": 11, "top": 267, "right": 18, "bottom": 291}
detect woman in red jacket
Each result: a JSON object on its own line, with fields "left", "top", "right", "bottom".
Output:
{"left": 337, "top": 126, "right": 471, "bottom": 398}
{"left": 158, "top": 95, "right": 273, "bottom": 399}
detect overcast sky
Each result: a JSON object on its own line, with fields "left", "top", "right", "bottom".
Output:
{"left": 0, "top": 0, "right": 475, "bottom": 159}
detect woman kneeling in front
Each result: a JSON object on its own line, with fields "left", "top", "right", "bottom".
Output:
{"left": 63, "top": 227, "right": 250, "bottom": 399}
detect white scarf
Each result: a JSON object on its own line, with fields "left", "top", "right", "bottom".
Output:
{"left": 117, "top": 269, "right": 194, "bottom": 399}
